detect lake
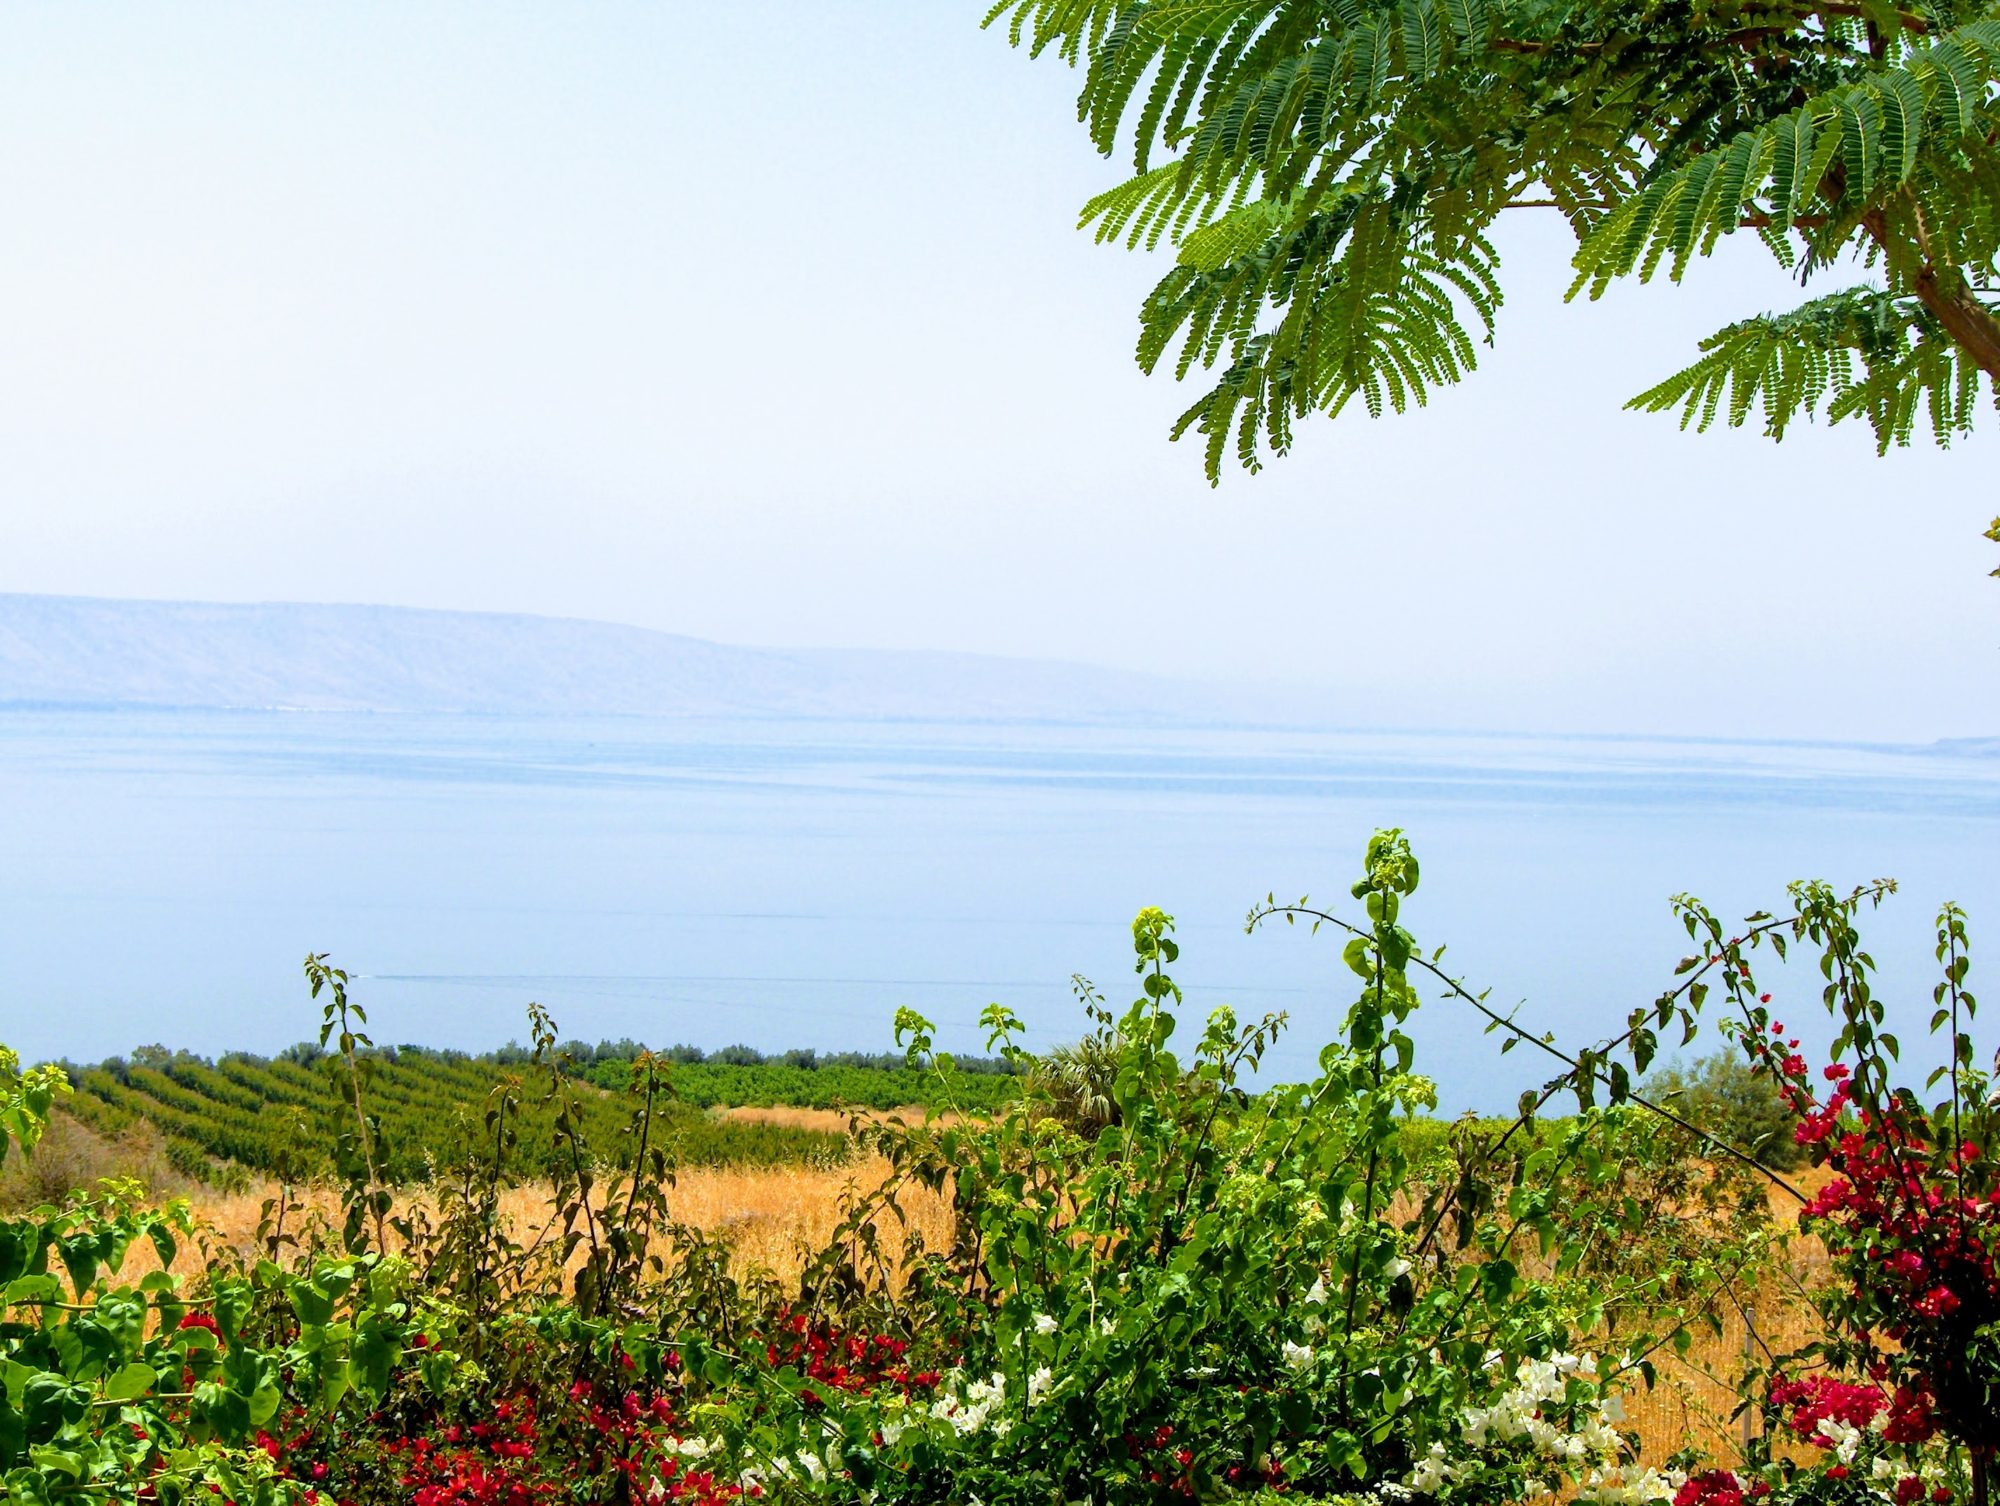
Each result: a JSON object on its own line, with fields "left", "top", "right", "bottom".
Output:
{"left": 2, "top": 708, "right": 1996, "bottom": 1112}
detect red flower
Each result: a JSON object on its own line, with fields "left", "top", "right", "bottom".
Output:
{"left": 1675, "top": 1470, "right": 1747, "bottom": 1506}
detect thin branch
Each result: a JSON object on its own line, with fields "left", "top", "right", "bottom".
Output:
{"left": 1249, "top": 903, "right": 1815, "bottom": 1202}
{"left": 1802, "top": 0, "right": 1930, "bottom": 33}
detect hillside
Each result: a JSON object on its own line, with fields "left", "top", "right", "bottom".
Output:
{"left": 0, "top": 593, "right": 1294, "bottom": 724}
{"left": 37, "top": 1043, "right": 1025, "bottom": 1190}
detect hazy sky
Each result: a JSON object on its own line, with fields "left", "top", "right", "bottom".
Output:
{"left": 2, "top": 3, "right": 1993, "bottom": 740}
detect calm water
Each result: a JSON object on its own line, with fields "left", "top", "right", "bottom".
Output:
{"left": 3, "top": 709, "right": 1997, "bottom": 1111}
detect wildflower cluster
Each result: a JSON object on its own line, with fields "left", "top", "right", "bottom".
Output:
{"left": 760, "top": 1307, "right": 940, "bottom": 1405}
{"left": 1410, "top": 1353, "right": 1649, "bottom": 1504}
{"left": 331, "top": 1377, "right": 765, "bottom": 1506}
{"left": 1728, "top": 997, "right": 2000, "bottom": 1459}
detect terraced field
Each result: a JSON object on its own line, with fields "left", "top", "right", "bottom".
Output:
{"left": 57, "top": 1047, "right": 865, "bottom": 1183}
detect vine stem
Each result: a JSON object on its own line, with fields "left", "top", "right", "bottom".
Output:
{"left": 1251, "top": 903, "right": 1812, "bottom": 1203}
{"left": 1341, "top": 937, "right": 1388, "bottom": 1402}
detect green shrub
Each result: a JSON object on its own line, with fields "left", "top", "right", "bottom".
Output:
{"left": 1645, "top": 1050, "right": 1804, "bottom": 1170}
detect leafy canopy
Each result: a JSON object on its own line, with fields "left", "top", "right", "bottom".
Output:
{"left": 986, "top": 0, "right": 2000, "bottom": 478}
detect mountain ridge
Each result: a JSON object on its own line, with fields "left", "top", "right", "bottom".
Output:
{"left": 0, "top": 592, "right": 1297, "bottom": 725}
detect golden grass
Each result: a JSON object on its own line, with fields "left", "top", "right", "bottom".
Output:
{"left": 1616, "top": 1168, "right": 1836, "bottom": 1468}
{"left": 712, "top": 1104, "right": 957, "bottom": 1134}
{"left": 132, "top": 1153, "right": 1830, "bottom": 1467}
{"left": 152, "top": 1159, "right": 955, "bottom": 1291}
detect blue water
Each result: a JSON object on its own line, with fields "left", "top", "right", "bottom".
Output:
{"left": 2, "top": 709, "right": 1996, "bottom": 1112}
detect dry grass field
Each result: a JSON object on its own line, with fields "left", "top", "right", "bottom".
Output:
{"left": 1619, "top": 1170, "right": 1836, "bottom": 1468}
{"left": 145, "top": 1158, "right": 956, "bottom": 1294}
{"left": 49, "top": 1109, "right": 1833, "bottom": 1470}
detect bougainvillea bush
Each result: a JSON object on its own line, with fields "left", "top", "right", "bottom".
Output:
{"left": 0, "top": 834, "right": 1989, "bottom": 1505}
{"left": 1664, "top": 884, "right": 1998, "bottom": 1506}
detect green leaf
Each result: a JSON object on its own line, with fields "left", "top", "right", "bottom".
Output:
{"left": 1767, "top": 112, "right": 1814, "bottom": 227}
{"left": 3, "top": 1466, "right": 55, "bottom": 1506}
{"left": 1398, "top": 0, "right": 1444, "bottom": 77}
{"left": 3, "top": 1275, "right": 59, "bottom": 1306}
{"left": 1875, "top": 70, "right": 1925, "bottom": 186}
{"left": 1439, "top": 0, "right": 1487, "bottom": 48}
{"left": 103, "top": 1362, "right": 157, "bottom": 1403}
{"left": 26, "top": 1446, "right": 83, "bottom": 1481}
{"left": 146, "top": 1223, "right": 177, "bottom": 1274}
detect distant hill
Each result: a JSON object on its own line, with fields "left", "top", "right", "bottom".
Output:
{"left": 0, "top": 593, "right": 1299, "bottom": 724}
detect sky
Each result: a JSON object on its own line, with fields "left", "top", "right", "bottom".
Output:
{"left": 0, "top": 2, "right": 1994, "bottom": 742}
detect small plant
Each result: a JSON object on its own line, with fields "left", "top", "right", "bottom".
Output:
{"left": 306, "top": 952, "right": 391, "bottom": 1253}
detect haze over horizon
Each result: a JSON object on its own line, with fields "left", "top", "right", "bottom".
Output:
{"left": 5, "top": 591, "right": 1994, "bottom": 751}
{"left": 1, "top": 4, "right": 1994, "bottom": 741}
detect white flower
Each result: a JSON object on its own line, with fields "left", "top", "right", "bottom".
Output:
{"left": 1305, "top": 1277, "right": 1330, "bottom": 1306}
{"left": 1599, "top": 1394, "right": 1627, "bottom": 1425}
{"left": 1411, "top": 1443, "right": 1453, "bottom": 1495}
{"left": 1820, "top": 1418, "right": 1864, "bottom": 1464}
{"left": 1385, "top": 1257, "right": 1412, "bottom": 1280}
{"left": 1032, "top": 1313, "right": 1058, "bottom": 1336}
{"left": 932, "top": 1369, "right": 1012, "bottom": 1436}
{"left": 1575, "top": 1465, "right": 1687, "bottom": 1506}
{"left": 1028, "top": 1366, "right": 1054, "bottom": 1406}
{"left": 1282, "top": 1340, "right": 1315, "bottom": 1371}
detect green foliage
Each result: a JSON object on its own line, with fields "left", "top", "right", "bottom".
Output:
{"left": 8, "top": 833, "right": 1985, "bottom": 1502}
{"left": 0, "top": 1046, "right": 68, "bottom": 1166}
{"left": 987, "top": 0, "right": 2000, "bottom": 478}
{"left": 801, "top": 833, "right": 1781, "bottom": 1502}
{"left": 1645, "top": 1049, "right": 1805, "bottom": 1169}
{"left": 61, "top": 1045, "right": 851, "bottom": 1186}
{"left": 1625, "top": 286, "right": 1992, "bottom": 450}
{"left": 1024, "top": 1030, "right": 1127, "bottom": 1135}
{"left": 583, "top": 1056, "right": 1023, "bottom": 1113}
{"left": 0, "top": 1069, "right": 449, "bottom": 1502}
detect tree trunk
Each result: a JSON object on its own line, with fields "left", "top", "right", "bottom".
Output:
{"left": 1972, "top": 1446, "right": 1990, "bottom": 1506}
{"left": 1911, "top": 264, "right": 2000, "bottom": 381}
{"left": 1859, "top": 208, "right": 2000, "bottom": 382}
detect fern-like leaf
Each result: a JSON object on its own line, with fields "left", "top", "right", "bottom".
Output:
{"left": 1627, "top": 287, "right": 1999, "bottom": 452}
{"left": 1573, "top": 19, "right": 2000, "bottom": 297}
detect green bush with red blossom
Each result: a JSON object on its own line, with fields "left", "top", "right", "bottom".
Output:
{"left": 1659, "top": 884, "right": 1998, "bottom": 1506}
{"left": 2, "top": 834, "right": 1995, "bottom": 1505}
